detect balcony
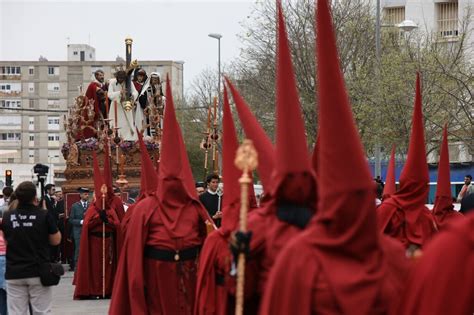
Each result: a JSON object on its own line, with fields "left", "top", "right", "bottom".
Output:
{"left": 0, "top": 74, "right": 21, "bottom": 80}
{"left": 0, "top": 91, "right": 21, "bottom": 97}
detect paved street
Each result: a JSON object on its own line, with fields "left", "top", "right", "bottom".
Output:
{"left": 52, "top": 270, "right": 110, "bottom": 315}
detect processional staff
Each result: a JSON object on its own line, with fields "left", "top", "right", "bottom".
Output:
{"left": 100, "top": 184, "right": 107, "bottom": 299}
{"left": 234, "top": 140, "right": 258, "bottom": 315}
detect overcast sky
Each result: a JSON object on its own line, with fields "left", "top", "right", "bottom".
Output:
{"left": 0, "top": 0, "right": 255, "bottom": 93}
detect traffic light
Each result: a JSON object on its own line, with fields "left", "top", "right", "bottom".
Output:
{"left": 5, "top": 170, "right": 12, "bottom": 187}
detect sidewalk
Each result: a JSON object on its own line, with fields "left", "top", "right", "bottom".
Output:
{"left": 52, "top": 270, "right": 110, "bottom": 315}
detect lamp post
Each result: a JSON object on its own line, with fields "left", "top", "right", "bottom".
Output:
{"left": 374, "top": 0, "right": 417, "bottom": 178}
{"left": 208, "top": 33, "right": 223, "bottom": 175}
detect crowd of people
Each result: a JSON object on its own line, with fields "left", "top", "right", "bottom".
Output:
{"left": 0, "top": 0, "right": 473, "bottom": 314}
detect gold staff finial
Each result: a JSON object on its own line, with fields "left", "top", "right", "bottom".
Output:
{"left": 234, "top": 139, "right": 258, "bottom": 315}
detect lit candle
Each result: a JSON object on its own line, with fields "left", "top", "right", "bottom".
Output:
{"left": 114, "top": 100, "right": 118, "bottom": 128}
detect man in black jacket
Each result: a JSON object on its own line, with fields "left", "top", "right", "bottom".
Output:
{"left": 198, "top": 174, "right": 223, "bottom": 227}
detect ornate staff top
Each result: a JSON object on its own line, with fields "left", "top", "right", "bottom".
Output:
{"left": 234, "top": 139, "right": 258, "bottom": 176}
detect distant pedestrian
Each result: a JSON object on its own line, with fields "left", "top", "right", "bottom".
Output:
{"left": 2, "top": 181, "right": 61, "bottom": 315}
{"left": 68, "top": 188, "right": 89, "bottom": 271}
{"left": 0, "top": 187, "right": 13, "bottom": 215}
{"left": 456, "top": 174, "right": 473, "bottom": 202}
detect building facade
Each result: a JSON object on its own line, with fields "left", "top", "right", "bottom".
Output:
{"left": 0, "top": 47, "right": 184, "bottom": 185}
{"left": 382, "top": 0, "right": 474, "bottom": 60}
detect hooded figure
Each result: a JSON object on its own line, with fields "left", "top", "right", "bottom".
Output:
{"left": 120, "top": 129, "right": 159, "bottom": 235}
{"left": 194, "top": 86, "right": 259, "bottom": 315}
{"left": 109, "top": 75, "right": 214, "bottom": 315}
{"left": 260, "top": 1, "right": 410, "bottom": 314}
{"left": 382, "top": 145, "right": 397, "bottom": 200}
{"left": 73, "top": 150, "right": 123, "bottom": 299}
{"left": 400, "top": 212, "right": 473, "bottom": 315}
{"left": 431, "top": 124, "right": 464, "bottom": 229}
{"left": 225, "top": 78, "right": 275, "bottom": 197}
{"left": 226, "top": 3, "right": 318, "bottom": 308}
{"left": 377, "top": 73, "right": 437, "bottom": 249}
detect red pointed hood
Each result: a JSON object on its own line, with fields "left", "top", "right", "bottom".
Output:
{"left": 433, "top": 124, "right": 459, "bottom": 223}
{"left": 268, "top": 1, "right": 316, "bottom": 207}
{"left": 225, "top": 77, "right": 275, "bottom": 193}
{"left": 274, "top": 2, "right": 312, "bottom": 178}
{"left": 382, "top": 145, "right": 397, "bottom": 199}
{"left": 92, "top": 151, "right": 105, "bottom": 209}
{"left": 137, "top": 129, "right": 158, "bottom": 198}
{"left": 156, "top": 75, "right": 211, "bottom": 237}
{"left": 220, "top": 86, "right": 245, "bottom": 235}
{"left": 392, "top": 73, "right": 429, "bottom": 208}
{"left": 310, "top": 0, "right": 384, "bottom": 314}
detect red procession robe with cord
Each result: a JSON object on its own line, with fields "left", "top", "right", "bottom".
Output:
{"left": 109, "top": 196, "right": 208, "bottom": 315}
{"left": 73, "top": 203, "right": 122, "bottom": 299}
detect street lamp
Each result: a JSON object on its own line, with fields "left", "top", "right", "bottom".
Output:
{"left": 208, "top": 33, "right": 223, "bottom": 175}
{"left": 397, "top": 20, "right": 418, "bottom": 32}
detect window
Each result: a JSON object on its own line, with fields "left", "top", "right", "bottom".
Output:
{"left": 0, "top": 116, "right": 21, "bottom": 125}
{"left": 0, "top": 100, "right": 21, "bottom": 108}
{"left": 28, "top": 150, "right": 35, "bottom": 163}
{"left": 383, "top": 7, "right": 405, "bottom": 25}
{"left": 48, "top": 133, "right": 60, "bottom": 147}
{"left": 0, "top": 66, "right": 21, "bottom": 75}
{"left": 47, "top": 83, "right": 60, "bottom": 93}
{"left": 48, "top": 66, "right": 60, "bottom": 76}
{"left": 29, "top": 134, "right": 34, "bottom": 141}
{"left": 0, "top": 83, "right": 21, "bottom": 95}
{"left": 48, "top": 150, "right": 60, "bottom": 163}
{"left": 48, "top": 133, "right": 60, "bottom": 141}
{"left": 47, "top": 116, "right": 60, "bottom": 130}
{"left": 29, "top": 117, "right": 34, "bottom": 130}
{"left": 437, "top": 2, "right": 458, "bottom": 37}
{"left": 29, "top": 67, "right": 34, "bottom": 75}
{"left": 7, "top": 158, "right": 14, "bottom": 163}
{"left": 29, "top": 99, "right": 35, "bottom": 108}
{"left": 47, "top": 99, "right": 60, "bottom": 108}
{"left": 28, "top": 82, "right": 35, "bottom": 93}
{"left": 73, "top": 51, "right": 78, "bottom": 55}
{"left": 0, "top": 133, "right": 21, "bottom": 141}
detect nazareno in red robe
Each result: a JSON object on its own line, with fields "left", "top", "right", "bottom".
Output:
{"left": 110, "top": 195, "right": 208, "bottom": 315}
{"left": 400, "top": 213, "right": 473, "bottom": 315}
{"left": 194, "top": 86, "right": 260, "bottom": 315}
{"left": 377, "top": 74, "right": 437, "bottom": 249}
{"left": 73, "top": 202, "right": 122, "bottom": 299}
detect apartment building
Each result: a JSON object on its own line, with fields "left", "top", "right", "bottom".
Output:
{"left": 382, "top": 0, "right": 474, "bottom": 58}
{"left": 0, "top": 44, "right": 184, "bottom": 184}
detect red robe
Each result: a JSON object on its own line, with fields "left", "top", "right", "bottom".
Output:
{"left": 110, "top": 196, "right": 207, "bottom": 315}
{"left": 400, "top": 213, "right": 473, "bottom": 314}
{"left": 73, "top": 203, "right": 122, "bottom": 299}
{"left": 259, "top": 231, "right": 411, "bottom": 315}
{"left": 432, "top": 195, "right": 464, "bottom": 231}
{"left": 80, "top": 81, "right": 104, "bottom": 139}
{"left": 377, "top": 198, "right": 437, "bottom": 248}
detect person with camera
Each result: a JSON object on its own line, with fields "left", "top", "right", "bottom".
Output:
{"left": 1, "top": 181, "right": 61, "bottom": 314}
